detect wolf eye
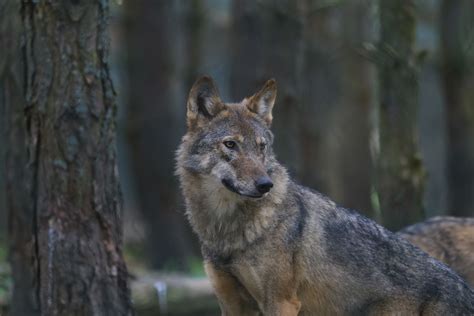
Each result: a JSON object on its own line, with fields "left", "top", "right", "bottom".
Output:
{"left": 223, "top": 140, "right": 236, "bottom": 149}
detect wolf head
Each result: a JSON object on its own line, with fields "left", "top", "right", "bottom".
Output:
{"left": 177, "top": 76, "right": 282, "bottom": 200}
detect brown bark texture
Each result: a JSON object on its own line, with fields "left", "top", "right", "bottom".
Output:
{"left": 440, "top": 0, "right": 474, "bottom": 217}
{"left": 2, "top": 0, "right": 133, "bottom": 315}
{"left": 374, "top": 0, "right": 425, "bottom": 230}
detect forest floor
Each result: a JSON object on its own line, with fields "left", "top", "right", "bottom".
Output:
{"left": 0, "top": 242, "right": 219, "bottom": 316}
{"left": 124, "top": 244, "right": 219, "bottom": 315}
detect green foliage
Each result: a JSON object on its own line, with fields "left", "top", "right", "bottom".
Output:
{"left": 124, "top": 242, "right": 148, "bottom": 271}
{"left": 370, "top": 186, "right": 381, "bottom": 222}
{"left": 161, "top": 256, "right": 205, "bottom": 277}
{"left": 0, "top": 242, "right": 6, "bottom": 263}
{"left": 186, "top": 256, "right": 206, "bottom": 277}
{"left": 124, "top": 242, "right": 205, "bottom": 277}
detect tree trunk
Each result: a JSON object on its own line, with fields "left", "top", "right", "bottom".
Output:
{"left": 123, "top": 0, "right": 199, "bottom": 270}
{"left": 327, "top": 1, "right": 374, "bottom": 217}
{"left": 374, "top": 0, "right": 425, "bottom": 230}
{"left": 181, "top": 0, "right": 205, "bottom": 92}
{"left": 229, "top": 0, "right": 265, "bottom": 97}
{"left": 0, "top": 0, "right": 17, "bottom": 245}
{"left": 230, "top": 0, "right": 314, "bottom": 188}
{"left": 440, "top": 0, "right": 474, "bottom": 217}
{"left": 2, "top": 1, "right": 133, "bottom": 315}
{"left": 1, "top": 1, "right": 29, "bottom": 313}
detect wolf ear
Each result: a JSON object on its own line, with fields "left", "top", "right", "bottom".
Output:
{"left": 247, "top": 79, "right": 277, "bottom": 126}
{"left": 187, "top": 76, "right": 224, "bottom": 128}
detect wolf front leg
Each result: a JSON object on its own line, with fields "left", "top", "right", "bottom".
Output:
{"left": 261, "top": 287, "right": 301, "bottom": 316}
{"left": 259, "top": 260, "right": 301, "bottom": 316}
{"left": 204, "top": 261, "right": 261, "bottom": 316}
{"left": 272, "top": 298, "right": 301, "bottom": 316}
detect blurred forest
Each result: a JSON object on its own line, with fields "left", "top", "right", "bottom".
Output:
{"left": 1, "top": 0, "right": 474, "bottom": 314}
{"left": 115, "top": 0, "right": 474, "bottom": 270}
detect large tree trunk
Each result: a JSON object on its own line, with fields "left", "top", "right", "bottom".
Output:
{"left": 123, "top": 0, "right": 199, "bottom": 270}
{"left": 440, "top": 0, "right": 474, "bottom": 217}
{"left": 2, "top": 1, "right": 133, "bottom": 315}
{"left": 374, "top": 0, "right": 425, "bottom": 230}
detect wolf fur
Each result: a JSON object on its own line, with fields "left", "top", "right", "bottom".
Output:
{"left": 176, "top": 76, "right": 474, "bottom": 315}
{"left": 398, "top": 216, "right": 474, "bottom": 287}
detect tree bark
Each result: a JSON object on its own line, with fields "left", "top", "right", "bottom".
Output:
{"left": 123, "top": 0, "right": 199, "bottom": 270}
{"left": 374, "top": 0, "right": 425, "bottom": 230}
{"left": 2, "top": 1, "right": 133, "bottom": 315}
{"left": 440, "top": 0, "right": 474, "bottom": 217}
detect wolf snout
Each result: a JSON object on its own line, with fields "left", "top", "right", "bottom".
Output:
{"left": 255, "top": 176, "right": 273, "bottom": 194}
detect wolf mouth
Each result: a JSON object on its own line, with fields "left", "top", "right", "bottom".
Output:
{"left": 221, "top": 179, "right": 263, "bottom": 199}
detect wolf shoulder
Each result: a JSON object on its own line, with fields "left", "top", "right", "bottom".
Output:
{"left": 287, "top": 184, "right": 474, "bottom": 312}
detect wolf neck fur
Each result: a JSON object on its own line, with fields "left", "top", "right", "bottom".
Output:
{"left": 181, "top": 165, "right": 289, "bottom": 256}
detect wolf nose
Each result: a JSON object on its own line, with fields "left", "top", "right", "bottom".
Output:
{"left": 255, "top": 177, "right": 273, "bottom": 194}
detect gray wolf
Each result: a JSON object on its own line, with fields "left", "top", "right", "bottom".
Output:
{"left": 176, "top": 76, "right": 474, "bottom": 315}
{"left": 398, "top": 216, "right": 474, "bottom": 287}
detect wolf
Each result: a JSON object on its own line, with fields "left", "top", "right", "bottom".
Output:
{"left": 398, "top": 216, "right": 474, "bottom": 287}
{"left": 176, "top": 76, "right": 474, "bottom": 315}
